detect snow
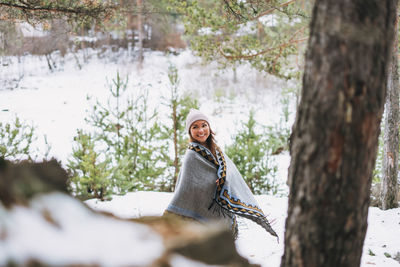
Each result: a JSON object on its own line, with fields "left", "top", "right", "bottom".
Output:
{"left": 2, "top": 190, "right": 398, "bottom": 266}
{"left": 362, "top": 207, "right": 400, "bottom": 266}
{"left": 85, "top": 191, "right": 173, "bottom": 219}
{"left": 0, "top": 50, "right": 399, "bottom": 266}
{"left": 169, "top": 254, "right": 222, "bottom": 267}
{"left": 0, "top": 49, "right": 287, "bottom": 163}
{"left": 86, "top": 191, "right": 400, "bottom": 267}
{"left": 0, "top": 193, "right": 164, "bottom": 266}
{"left": 18, "top": 22, "right": 49, "bottom": 37}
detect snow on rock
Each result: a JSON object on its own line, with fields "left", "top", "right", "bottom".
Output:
{"left": 169, "top": 254, "right": 224, "bottom": 267}
{"left": 86, "top": 192, "right": 286, "bottom": 267}
{"left": 0, "top": 190, "right": 254, "bottom": 267}
{"left": 0, "top": 192, "right": 164, "bottom": 266}
{"left": 85, "top": 191, "right": 172, "bottom": 218}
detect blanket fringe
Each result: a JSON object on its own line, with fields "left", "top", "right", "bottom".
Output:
{"left": 239, "top": 212, "right": 279, "bottom": 242}
{"left": 208, "top": 199, "right": 233, "bottom": 219}
{"left": 209, "top": 199, "right": 278, "bottom": 242}
{"left": 208, "top": 199, "right": 238, "bottom": 240}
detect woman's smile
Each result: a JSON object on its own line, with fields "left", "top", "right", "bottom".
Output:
{"left": 190, "top": 120, "right": 210, "bottom": 144}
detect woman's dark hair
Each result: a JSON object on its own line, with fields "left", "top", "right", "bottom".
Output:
{"left": 189, "top": 123, "right": 217, "bottom": 157}
{"left": 205, "top": 129, "right": 217, "bottom": 157}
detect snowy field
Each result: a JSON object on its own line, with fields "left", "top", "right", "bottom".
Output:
{"left": 0, "top": 49, "right": 291, "bottom": 164}
{"left": 86, "top": 191, "right": 400, "bottom": 267}
{"left": 1, "top": 190, "right": 399, "bottom": 266}
{"left": 0, "top": 50, "right": 399, "bottom": 266}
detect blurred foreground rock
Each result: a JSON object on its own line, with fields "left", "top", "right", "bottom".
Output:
{"left": 0, "top": 158, "right": 68, "bottom": 207}
{"left": 134, "top": 216, "right": 257, "bottom": 267}
{"left": 0, "top": 159, "right": 258, "bottom": 267}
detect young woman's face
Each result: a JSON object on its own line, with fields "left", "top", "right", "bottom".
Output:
{"left": 190, "top": 120, "right": 210, "bottom": 144}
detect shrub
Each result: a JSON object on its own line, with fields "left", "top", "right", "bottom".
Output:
{"left": 225, "top": 110, "right": 288, "bottom": 195}
{"left": 0, "top": 116, "right": 36, "bottom": 161}
{"left": 68, "top": 73, "right": 166, "bottom": 199}
{"left": 67, "top": 130, "right": 113, "bottom": 200}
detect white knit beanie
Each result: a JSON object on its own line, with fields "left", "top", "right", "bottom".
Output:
{"left": 185, "top": 109, "right": 210, "bottom": 133}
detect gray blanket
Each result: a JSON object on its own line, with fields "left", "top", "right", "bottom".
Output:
{"left": 166, "top": 142, "right": 277, "bottom": 239}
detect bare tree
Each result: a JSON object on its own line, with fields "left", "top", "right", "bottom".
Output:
{"left": 381, "top": 5, "right": 400, "bottom": 210}
{"left": 136, "top": 0, "right": 144, "bottom": 66}
{"left": 281, "top": 1, "right": 398, "bottom": 267}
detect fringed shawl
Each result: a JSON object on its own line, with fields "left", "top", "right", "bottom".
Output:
{"left": 166, "top": 142, "right": 277, "bottom": 240}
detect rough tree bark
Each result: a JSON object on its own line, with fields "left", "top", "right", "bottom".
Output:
{"left": 381, "top": 9, "right": 400, "bottom": 210}
{"left": 281, "top": 1, "right": 398, "bottom": 267}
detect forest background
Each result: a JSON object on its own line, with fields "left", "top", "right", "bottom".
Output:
{"left": 1, "top": 0, "right": 400, "bottom": 267}
{"left": 1, "top": 0, "right": 397, "bottom": 208}
{"left": 0, "top": 0, "right": 307, "bottom": 200}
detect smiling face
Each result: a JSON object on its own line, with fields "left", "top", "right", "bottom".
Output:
{"left": 189, "top": 120, "right": 210, "bottom": 145}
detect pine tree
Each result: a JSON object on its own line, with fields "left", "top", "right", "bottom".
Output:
{"left": 225, "top": 110, "right": 281, "bottom": 194}
{"left": 168, "top": 0, "right": 312, "bottom": 77}
{"left": 160, "top": 63, "right": 199, "bottom": 191}
{"left": 0, "top": 117, "right": 36, "bottom": 161}
{"left": 68, "top": 73, "right": 167, "bottom": 198}
{"left": 67, "top": 130, "right": 113, "bottom": 200}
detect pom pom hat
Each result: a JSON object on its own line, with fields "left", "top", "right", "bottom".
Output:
{"left": 185, "top": 109, "right": 210, "bottom": 133}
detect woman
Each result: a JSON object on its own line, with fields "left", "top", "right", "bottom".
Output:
{"left": 165, "top": 109, "right": 277, "bottom": 240}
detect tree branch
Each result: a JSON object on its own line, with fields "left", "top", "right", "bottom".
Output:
{"left": 219, "top": 37, "right": 308, "bottom": 60}
{"left": 219, "top": 25, "right": 307, "bottom": 60}
{"left": 0, "top": 1, "right": 116, "bottom": 19}
{"left": 222, "top": 0, "right": 301, "bottom": 24}
{"left": 252, "top": 0, "right": 298, "bottom": 21}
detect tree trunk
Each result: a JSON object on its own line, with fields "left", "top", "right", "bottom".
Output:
{"left": 137, "top": 0, "right": 144, "bottom": 66}
{"left": 381, "top": 9, "right": 400, "bottom": 210}
{"left": 281, "top": 1, "right": 397, "bottom": 267}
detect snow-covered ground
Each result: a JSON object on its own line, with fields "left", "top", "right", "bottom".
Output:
{"left": 1, "top": 50, "right": 399, "bottom": 266}
{"left": 85, "top": 191, "right": 400, "bottom": 267}
{"left": 1, "top": 190, "right": 398, "bottom": 266}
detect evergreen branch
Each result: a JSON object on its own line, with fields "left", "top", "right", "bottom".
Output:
{"left": 118, "top": 7, "right": 182, "bottom": 16}
{"left": 219, "top": 37, "right": 307, "bottom": 60}
{"left": 0, "top": 0, "right": 116, "bottom": 19}
{"left": 222, "top": 0, "right": 301, "bottom": 24}
{"left": 222, "top": 0, "right": 247, "bottom": 21}
{"left": 219, "top": 25, "right": 308, "bottom": 60}
{"left": 252, "top": 0, "right": 299, "bottom": 21}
